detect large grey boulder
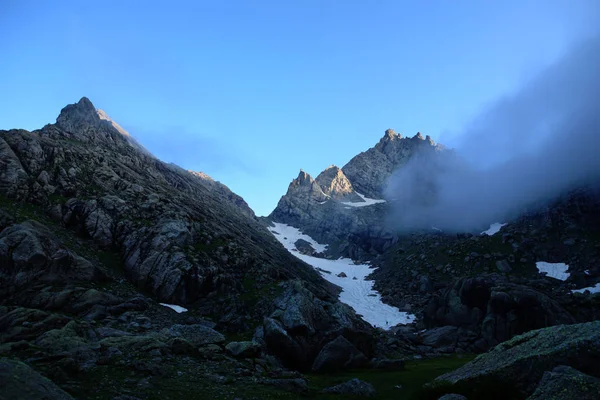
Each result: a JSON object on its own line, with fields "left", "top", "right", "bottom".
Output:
{"left": 312, "top": 335, "right": 367, "bottom": 372}
{"left": 527, "top": 365, "right": 600, "bottom": 400}
{"left": 261, "top": 281, "right": 374, "bottom": 372}
{"left": 429, "top": 321, "right": 600, "bottom": 398}
{"left": 225, "top": 341, "right": 261, "bottom": 358}
{"left": 0, "top": 358, "right": 74, "bottom": 400}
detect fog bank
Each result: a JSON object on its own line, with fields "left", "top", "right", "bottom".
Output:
{"left": 386, "top": 37, "right": 600, "bottom": 232}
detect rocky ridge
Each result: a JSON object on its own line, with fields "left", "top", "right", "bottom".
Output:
{"left": 0, "top": 98, "right": 401, "bottom": 399}
{"left": 269, "top": 129, "right": 445, "bottom": 259}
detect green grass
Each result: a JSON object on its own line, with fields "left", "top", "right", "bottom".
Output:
{"left": 306, "top": 354, "right": 476, "bottom": 399}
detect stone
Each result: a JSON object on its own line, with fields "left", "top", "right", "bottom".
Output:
{"left": 430, "top": 321, "right": 600, "bottom": 398}
{"left": 0, "top": 358, "right": 74, "bottom": 400}
{"left": 420, "top": 326, "right": 458, "bottom": 348}
{"left": 438, "top": 395, "right": 467, "bottom": 400}
{"left": 495, "top": 260, "right": 512, "bottom": 273}
{"left": 321, "top": 378, "right": 376, "bottom": 397}
{"left": 527, "top": 365, "right": 600, "bottom": 400}
{"left": 312, "top": 335, "right": 367, "bottom": 372}
{"left": 225, "top": 341, "right": 261, "bottom": 358}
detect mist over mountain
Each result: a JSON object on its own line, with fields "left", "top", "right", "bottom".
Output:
{"left": 385, "top": 36, "right": 600, "bottom": 233}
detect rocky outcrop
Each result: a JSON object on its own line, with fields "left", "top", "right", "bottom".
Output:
{"left": 311, "top": 335, "right": 367, "bottom": 372}
{"left": 527, "top": 366, "right": 600, "bottom": 400}
{"left": 314, "top": 165, "right": 358, "bottom": 201}
{"left": 0, "top": 358, "right": 74, "bottom": 400}
{"left": 258, "top": 281, "right": 374, "bottom": 371}
{"left": 0, "top": 221, "right": 106, "bottom": 294}
{"left": 428, "top": 321, "right": 600, "bottom": 398}
{"left": 423, "top": 275, "right": 575, "bottom": 351}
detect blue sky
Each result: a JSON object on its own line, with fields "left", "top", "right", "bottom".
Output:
{"left": 1, "top": 1, "right": 598, "bottom": 215}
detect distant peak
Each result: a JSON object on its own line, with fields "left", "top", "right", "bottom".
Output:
{"left": 56, "top": 96, "right": 100, "bottom": 128}
{"left": 413, "top": 132, "right": 425, "bottom": 140}
{"left": 77, "top": 96, "right": 95, "bottom": 110}
{"left": 381, "top": 128, "right": 402, "bottom": 143}
{"left": 296, "top": 169, "right": 313, "bottom": 182}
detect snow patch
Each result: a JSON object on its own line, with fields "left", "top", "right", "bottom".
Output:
{"left": 572, "top": 283, "right": 600, "bottom": 294}
{"left": 270, "top": 222, "right": 328, "bottom": 253}
{"left": 431, "top": 227, "right": 442, "bottom": 232}
{"left": 536, "top": 261, "right": 570, "bottom": 281}
{"left": 270, "top": 222, "right": 414, "bottom": 328}
{"left": 341, "top": 192, "right": 386, "bottom": 208}
{"left": 160, "top": 303, "right": 188, "bottom": 313}
{"left": 481, "top": 222, "right": 507, "bottom": 236}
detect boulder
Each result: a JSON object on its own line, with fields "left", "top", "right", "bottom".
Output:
{"left": 0, "top": 358, "right": 74, "bottom": 400}
{"left": 527, "top": 365, "right": 600, "bottom": 400}
{"left": 225, "top": 341, "right": 261, "bottom": 358}
{"left": 312, "top": 335, "right": 367, "bottom": 372}
{"left": 161, "top": 324, "right": 225, "bottom": 347}
{"left": 429, "top": 321, "right": 600, "bottom": 398}
{"left": 321, "top": 378, "right": 376, "bottom": 397}
{"left": 420, "top": 326, "right": 458, "bottom": 348}
{"left": 438, "top": 395, "right": 467, "bottom": 400}
{"left": 424, "top": 276, "right": 575, "bottom": 349}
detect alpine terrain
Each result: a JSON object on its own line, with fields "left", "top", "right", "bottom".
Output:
{"left": 1, "top": 101, "right": 599, "bottom": 400}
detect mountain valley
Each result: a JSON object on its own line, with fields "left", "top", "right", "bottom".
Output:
{"left": 1, "top": 99, "right": 599, "bottom": 400}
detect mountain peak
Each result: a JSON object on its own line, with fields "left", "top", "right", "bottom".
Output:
{"left": 296, "top": 169, "right": 313, "bottom": 185}
{"left": 55, "top": 96, "right": 101, "bottom": 131}
{"left": 413, "top": 132, "right": 425, "bottom": 140}
{"left": 381, "top": 128, "right": 403, "bottom": 143}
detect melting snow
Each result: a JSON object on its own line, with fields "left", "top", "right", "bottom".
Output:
{"left": 431, "top": 227, "right": 442, "bottom": 232}
{"left": 481, "top": 222, "right": 507, "bottom": 236}
{"left": 536, "top": 262, "right": 570, "bottom": 281}
{"left": 341, "top": 192, "right": 386, "bottom": 208}
{"left": 270, "top": 222, "right": 414, "bottom": 328}
{"left": 572, "top": 283, "right": 600, "bottom": 294}
{"left": 270, "top": 222, "right": 328, "bottom": 253}
{"left": 160, "top": 303, "right": 188, "bottom": 313}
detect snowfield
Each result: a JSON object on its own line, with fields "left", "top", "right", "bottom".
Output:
{"left": 536, "top": 261, "right": 570, "bottom": 281}
{"left": 481, "top": 222, "right": 507, "bottom": 235}
{"left": 341, "top": 192, "right": 386, "bottom": 208}
{"left": 160, "top": 303, "right": 188, "bottom": 313}
{"left": 572, "top": 283, "right": 600, "bottom": 294}
{"left": 270, "top": 222, "right": 414, "bottom": 328}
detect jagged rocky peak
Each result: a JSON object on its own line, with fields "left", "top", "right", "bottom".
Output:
{"left": 315, "top": 165, "right": 356, "bottom": 200}
{"left": 342, "top": 129, "right": 445, "bottom": 198}
{"left": 413, "top": 132, "right": 425, "bottom": 140}
{"left": 55, "top": 96, "right": 101, "bottom": 130}
{"left": 46, "top": 97, "right": 152, "bottom": 155}
{"left": 380, "top": 128, "right": 403, "bottom": 142}
{"left": 293, "top": 169, "right": 314, "bottom": 186}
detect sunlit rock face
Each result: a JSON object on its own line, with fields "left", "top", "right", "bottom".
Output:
{"left": 268, "top": 129, "right": 445, "bottom": 259}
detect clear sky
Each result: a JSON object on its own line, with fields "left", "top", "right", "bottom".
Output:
{"left": 1, "top": 1, "right": 598, "bottom": 216}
